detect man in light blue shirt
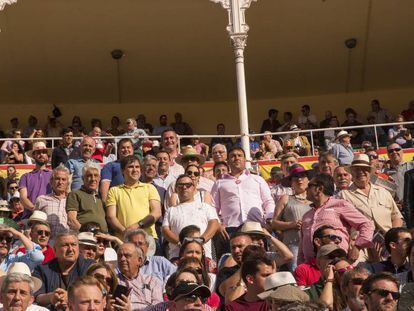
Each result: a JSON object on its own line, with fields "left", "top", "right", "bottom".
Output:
{"left": 0, "top": 225, "right": 44, "bottom": 272}
{"left": 331, "top": 130, "right": 354, "bottom": 165}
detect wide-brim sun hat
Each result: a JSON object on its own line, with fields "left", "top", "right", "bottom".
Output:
{"left": 258, "top": 272, "right": 297, "bottom": 300}
{"left": 0, "top": 262, "right": 42, "bottom": 292}
{"left": 175, "top": 145, "right": 206, "bottom": 166}
{"left": 347, "top": 154, "right": 375, "bottom": 174}
{"left": 240, "top": 221, "right": 267, "bottom": 238}
{"left": 26, "top": 141, "right": 52, "bottom": 158}
{"left": 336, "top": 130, "right": 351, "bottom": 141}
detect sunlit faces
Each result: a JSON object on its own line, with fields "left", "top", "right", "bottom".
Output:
{"left": 319, "top": 156, "right": 338, "bottom": 176}
{"left": 181, "top": 242, "right": 203, "bottom": 262}
{"left": 290, "top": 173, "right": 309, "bottom": 193}
{"left": 364, "top": 279, "right": 399, "bottom": 311}
{"left": 228, "top": 149, "right": 246, "bottom": 172}
{"left": 281, "top": 156, "right": 298, "bottom": 176}
{"left": 214, "top": 163, "right": 229, "bottom": 179}
{"left": 83, "top": 169, "right": 100, "bottom": 191}
{"left": 176, "top": 176, "right": 195, "bottom": 202}
{"left": 81, "top": 138, "right": 96, "bottom": 158}
{"left": 118, "top": 141, "right": 134, "bottom": 158}
{"left": 156, "top": 151, "right": 170, "bottom": 171}
{"left": 230, "top": 235, "right": 252, "bottom": 265}
{"left": 51, "top": 170, "right": 70, "bottom": 194}
{"left": 123, "top": 160, "right": 141, "bottom": 182}
{"left": 54, "top": 235, "right": 79, "bottom": 264}
{"left": 333, "top": 167, "right": 352, "bottom": 190}
{"left": 68, "top": 285, "right": 105, "bottom": 311}
{"left": 143, "top": 159, "right": 158, "bottom": 180}
{"left": 350, "top": 166, "right": 371, "bottom": 186}
{"left": 0, "top": 281, "right": 34, "bottom": 311}
{"left": 212, "top": 146, "right": 227, "bottom": 163}
{"left": 162, "top": 131, "right": 177, "bottom": 152}
{"left": 387, "top": 143, "right": 403, "bottom": 164}
{"left": 30, "top": 223, "right": 51, "bottom": 249}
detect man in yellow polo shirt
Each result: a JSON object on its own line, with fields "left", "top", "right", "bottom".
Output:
{"left": 106, "top": 155, "right": 162, "bottom": 238}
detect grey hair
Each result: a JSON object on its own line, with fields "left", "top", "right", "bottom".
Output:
{"left": 51, "top": 164, "right": 72, "bottom": 192}
{"left": 1, "top": 273, "right": 35, "bottom": 295}
{"left": 121, "top": 242, "right": 144, "bottom": 259}
{"left": 82, "top": 160, "right": 101, "bottom": 176}
{"left": 54, "top": 229, "right": 79, "bottom": 247}
{"left": 143, "top": 155, "right": 158, "bottom": 164}
{"left": 212, "top": 144, "right": 227, "bottom": 153}
{"left": 124, "top": 229, "right": 151, "bottom": 246}
{"left": 341, "top": 265, "right": 371, "bottom": 290}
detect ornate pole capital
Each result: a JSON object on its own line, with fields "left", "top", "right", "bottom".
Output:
{"left": 0, "top": 0, "right": 17, "bottom": 11}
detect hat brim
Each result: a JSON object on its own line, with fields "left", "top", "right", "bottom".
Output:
{"left": 79, "top": 241, "right": 97, "bottom": 247}
{"left": 318, "top": 248, "right": 347, "bottom": 260}
{"left": 174, "top": 285, "right": 211, "bottom": 301}
{"left": 257, "top": 282, "right": 298, "bottom": 300}
{"left": 0, "top": 275, "right": 42, "bottom": 292}
{"left": 26, "top": 148, "right": 52, "bottom": 158}
{"left": 336, "top": 134, "right": 351, "bottom": 142}
{"left": 176, "top": 153, "right": 206, "bottom": 166}
{"left": 245, "top": 230, "right": 267, "bottom": 238}
{"left": 346, "top": 164, "right": 375, "bottom": 174}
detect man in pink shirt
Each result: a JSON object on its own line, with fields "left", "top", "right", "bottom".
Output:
{"left": 298, "top": 173, "right": 374, "bottom": 265}
{"left": 211, "top": 147, "right": 275, "bottom": 257}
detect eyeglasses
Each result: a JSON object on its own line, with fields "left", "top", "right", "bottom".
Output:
{"left": 387, "top": 147, "right": 402, "bottom": 154}
{"left": 322, "top": 234, "right": 342, "bottom": 243}
{"left": 367, "top": 154, "right": 378, "bottom": 159}
{"left": 9, "top": 186, "right": 18, "bottom": 190}
{"left": 183, "top": 237, "right": 204, "bottom": 245}
{"left": 186, "top": 171, "right": 200, "bottom": 177}
{"left": 335, "top": 265, "right": 353, "bottom": 274}
{"left": 351, "top": 278, "right": 366, "bottom": 285}
{"left": 176, "top": 182, "right": 194, "bottom": 189}
{"left": 33, "top": 150, "right": 48, "bottom": 155}
{"left": 0, "top": 235, "right": 13, "bottom": 243}
{"left": 36, "top": 230, "right": 51, "bottom": 237}
{"left": 178, "top": 294, "right": 207, "bottom": 304}
{"left": 369, "top": 289, "right": 400, "bottom": 300}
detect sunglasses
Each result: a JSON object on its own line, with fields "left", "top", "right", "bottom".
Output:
{"left": 0, "top": 235, "right": 13, "bottom": 243}
{"left": 34, "top": 150, "right": 48, "bottom": 155}
{"left": 369, "top": 289, "right": 400, "bottom": 300}
{"left": 186, "top": 171, "right": 200, "bottom": 177}
{"left": 93, "top": 273, "right": 113, "bottom": 285}
{"left": 183, "top": 237, "right": 204, "bottom": 245}
{"left": 387, "top": 147, "right": 402, "bottom": 154}
{"left": 178, "top": 294, "right": 207, "bottom": 304}
{"left": 335, "top": 265, "right": 353, "bottom": 274}
{"left": 351, "top": 278, "right": 366, "bottom": 285}
{"left": 367, "top": 154, "right": 378, "bottom": 159}
{"left": 322, "top": 234, "right": 342, "bottom": 243}
{"left": 176, "top": 182, "right": 194, "bottom": 189}
{"left": 9, "top": 186, "right": 18, "bottom": 190}
{"left": 36, "top": 230, "right": 51, "bottom": 237}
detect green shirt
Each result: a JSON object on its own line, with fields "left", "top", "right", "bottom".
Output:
{"left": 66, "top": 187, "right": 108, "bottom": 232}
{"left": 306, "top": 277, "right": 324, "bottom": 302}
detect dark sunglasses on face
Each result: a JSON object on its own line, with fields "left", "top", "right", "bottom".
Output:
{"left": 186, "top": 171, "right": 200, "bottom": 177}
{"left": 9, "top": 186, "right": 18, "bottom": 190}
{"left": 0, "top": 235, "right": 13, "bottom": 243}
{"left": 367, "top": 154, "right": 378, "bottom": 159}
{"left": 36, "top": 230, "right": 50, "bottom": 237}
{"left": 322, "top": 234, "right": 342, "bottom": 243}
{"left": 369, "top": 289, "right": 400, "bottom": 300}
{"left": 178, "top": 294, "right": 207, "bottom": 304}
{"left": 183, "top": 237, "right": 204, "bottom": 245}
{"left": 176, "top": 182, "right": 193, "bottom": 189}
{"left": 351, "top": 278, "right": 366, "bottom": 285}
{"left": 387, "top": 147, "right": 402, "bottom": 154}
{"left": 335, "top": 265, "right": 353, "bottom": 274}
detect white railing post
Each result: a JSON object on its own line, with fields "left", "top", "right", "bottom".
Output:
{"left": 310, "top": 130, "right": 315, "bottom": 156}
{"left": 374, "top": 125, "right": 379, "bottom": 149}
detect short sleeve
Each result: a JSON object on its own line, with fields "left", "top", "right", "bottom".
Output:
{"left": 66, "top": 192, "right": 80, "bottom": 212}
{"left": 147, "top": 184, "right": 161, "bottom": 202}
{"left": 19, "top": 173, "right": 28, "bottom": 190}
{"left": 162, "top": 208, "right": 171, "bottom": 227}
{"left": 105, "top": 187, "right": 118, "bottom": 207}
{"left": 204, "top": 203, "right": 219, "bottom": 221}
{"left": 101, "top": 163, "right": 113, "bottom": 181}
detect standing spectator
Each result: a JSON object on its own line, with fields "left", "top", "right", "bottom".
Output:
{"left": 161, "top": 129, "right": 184, "bottom": 176}
{"left": 260, "top": 109, "right": 281, "bottom": 134}
{"left": 298, "top": 105, "right": 317, "bottom": 130}
{"left": 320, "top": 111, "right": 333, "bottom": 128}
{"left": 33, "top": 230, "right": 95, "bottom": 309}
{"left": 66, "top": 136, "right": 97, "bottom": 191}
{"left": 360, "top": 272, "right": 400, "bottom": 311}
{"left": 19, "top": 142, "right": 52, "bottom": 211}
{"left": 338, "top": 154, "right": 403, "bottom": 233}
{"left": 106, "top": 115, "right": 124, "bottom": 136}
{"left": 70, "top": 115, "right": 83, "bottom": 136}
{"left": 388, "top": 114, "right": 407, "bottom": 144}
{"left": 368, "top": 99, "right": 393, "bottom": 124}
{"left": 45, "top": 117, "right": 63, "bottom": 138}
{"left": 153, "top": 150, "right": 177, "bottom": 192}
{"left": 286, "top": 125, "right": 311, "bottom": 156}
{"left": 66, "top": 161, "right": 108, "bottom": 232}
{"left": 401, "top": 100, "right": 414, "bottom": 122}
{"left": 51, "top": 128, "right": 80, "bottom": 169}
{"left": 35, "top": 164, "right": 69, "bottom": 240}
{"left": 210, "top": 123, "right": 233, "bottom": 152}
{"left": 136, "top": 114, "right": 153, "bottom": 134}
{"left": 212, "top": 147, "right": 274, "bottom": 257}
{"left": 153, "top": 115, "right": 172, "bottom": 136}
{"left": 341, "top": 109, "right": 363, "bottom": 145}
{"left": 331, "top": 130, "right": 354, "bottom": 165}
{"left": 340, "top": 266, "right": 371, "bottom": 311}
{"left": 171, "top": 112, "right": 193, "bottom": 145}
{"left": 6, "top": 117, "right": 19, "bottom": 137}
{"left": 298, "top": 174, "right": 374, "bottom": 264}
{"left": 278, "top": 111, "right": 295, "bottom": 136}
{"left": 116, "top": 243, "right": 163, "bottom": 310}
{"left": 213, "top": 161, "right": 229, "bottom": 180}
{"left": 106, "top": 155, "right": 161, "bottom": 238}
{"left": 122, "top": 118, "right": 147, "bottom": 152}
{"left": 99, "top": 138, "right": 134, "bottom": 202}
{"left": 162, "top": 174, "right": 219, "bottom": 260}
{"left": 22, "top": 115, "right": 39, "bottom": 138}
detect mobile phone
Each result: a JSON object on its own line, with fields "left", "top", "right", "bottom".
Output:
{"left": 113, "top": 284, "right": 130, "bottom": 300}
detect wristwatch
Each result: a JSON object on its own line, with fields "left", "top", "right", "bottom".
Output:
{"left": 138, "top": 221, "right": 145, "bottom": 228}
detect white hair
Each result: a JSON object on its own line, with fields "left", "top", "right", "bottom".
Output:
{"left": 212, "top": 144, "right": 227, "bottom": 153}
{"left": 82, "top": 160, "right": 101, "bottom": 176}
{"left": 1, "top": 273, "right": 34, "bottom": 295}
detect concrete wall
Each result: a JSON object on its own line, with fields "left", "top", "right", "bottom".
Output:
{"left": 1, "top": 87, "right": 413, "bottom": 137}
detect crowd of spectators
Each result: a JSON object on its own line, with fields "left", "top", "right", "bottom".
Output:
{"left": 0, "top": 99, "right": 414, "bottom": 311}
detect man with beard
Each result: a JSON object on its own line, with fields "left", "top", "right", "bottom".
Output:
{"left": 360, "top": 272, "right": 400, "bottom": 311}
{"left": 33, "top": 230, "right": 94, "bottom": 310}
{"left": 51, "top": 128, "right": 80, "bottom": 169}
{"left": 66, "top": 136, "right": 97, "bottom": 191}
{"left": 341, "top": 267, "right": 371, "bottom": 311}
{"left": 99, "top": 138, "right": 134, "bottom": 202}
{"left": 19, "top": 142, "right": 53, "bottom": 211}
{"left": 333, "top": 165, "right": 352, "bottom": 194}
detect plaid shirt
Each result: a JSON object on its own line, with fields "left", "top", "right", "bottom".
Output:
{"left": 35, "top": 193, "right": 68, "bottom": 240}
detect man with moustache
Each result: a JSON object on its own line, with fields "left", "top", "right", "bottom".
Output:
{"left": 33, "top": 230, "right": 94, "bottom": 310}
{"left": 66, "top": 136, "right": 97, "bottom": 191}
{"left": 333, "top": 165, "right": 352, "bottom": 194}
{"left": 19, "top": 142, "right": 53, "bottom": 211}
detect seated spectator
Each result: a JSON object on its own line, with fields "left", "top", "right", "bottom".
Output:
{"left": 136, "top": 114, "right": 153, "bottom": 134}
{"left": 260, "top": 108, "right": 281, "bottom": 134}
{"left": 320, "top": 110, "right": 333, "bottom": 129}
{"left": 171, "top": 112, "right": 193, "bottom": 145}
{"left": 70, "top": 115, "right": 83, "bottom": 136}
{"left": 116, "top": 243, "right": 163, "bottom": 310}
{"left": 163, "top": 174, "right": 219, "bottom": 260}
{"left": 261, "top": 131, "right": 283, "bottom": 157}
{"left": 298, "top": 105, "right": 317, "bottom": 130}
{"left": 270, "top": 153, "right": 297, "bottom": 202}
{"left": 338, "top": 154, "right": 403, "bottom": 233}
{"left": 211, "top": 143, "right": 228, "bottom": 163}
{"left": 360, "top": 272, "right": 400, "bottom": 311}
{"left": 66, "top": 160, "right": 108, "bottom": 232}
{"left": 333, "top": 165, "right": 352, "bottom": 193}
{"left": 210, "top": 123, "right": 233, "bottom": 152}
{"left": 366, "top": 227, "right": 411, "bottom": 275}
{"left": 363, "top": 115, "right": 387, "bottom": 146}
{"left": 340, "top": 266, "right": 371, "bottom": 311}
{"left": 299, "top": 173, "right": 374, "bottom": 264}
{"left": 365, "top": 148, "right": 389, "bottom": 180}
{"left": 35, "top": 164, "right": 69, "bottom": 240}
{"left": 5, "top": 166, "right": 18, "bottom": 184}
{"left": 177, "top": 256, "right": 216, "bottom": 294}
{"left": 323, "top": 115, "right": 340, "bottom": 150}
{"left": 286, "top": 125, "right": 311, "bottom": 156}
{"left": 341, "top": 109, "right": 363, "bottom": 145}
{"left": 106, "top": 115, "right": 125, "bottom": 136}
{"left": 26, "top": 128, "right": 46, "bottom": 152}
{"left": 124, "top": 229, "right": 176, "bottom": 284}
{"left": 89, "top": 127, "right": 108, "bottom": 163}
{"left": 67, "top": 275, "right": 107, "bottom": 311}
{"left": 22, "top": 115, "right": 39, "bottom": 138}
{"left": 3, "top": 142, "right": 25, "bottom": 164}
{"left": 331, "top": 130, "right": 354, "bottom": 165}
{"left": 213, "top": 161, "right": 229, "bottom": 180}
{"left": 45, "top": 117, "right": 63, "bottom": 138}
{"left": 78, "top": 232, "right": 98, "bottom": 261}
{"left": 317, "top": 151, "right": 338, "bottom": 176}
{"left": 33, "top": 230, "right": 95, "bottom": 309}
{"left": 106, "top": 155, "right": 161, "bottom": 239}
{"left": 278, "top": 111, "right": 295, "bottom": 138}
{"left": 397, "top": 238, "right": 414, "bottom": 285}
{"left": 235, "top": 131, "right": 260, "bottom": 158}
{"left": 267, "top": 166, "right": 284, "bottom": 188}
{"left": 388, "top": 114, "right": 407, "bottom": 144}
{"left": 401, "top": 100, "right": 414, "bottom": 122}
{"left": 0, "top": 224, "right": 44, "bottom": 271}
{"left": 1, "top": 129, "right": 25, "bottom": 163}
{"left": 17, "top": 212, "right": 55, "bottom": 264}
{"left": 368, "top": 99, "right": 393, "bottom": 124}
{"left": 169, "top": 280, "right": 212, "bottom": 311}
{"left": 9, "top": 193, "right": 29, "bottom": 223}
{"left": 51, "top": 128, "right": 80, "bottom": 169}
{"left": 153, "top": 114, "right": 172, "bottom": 136}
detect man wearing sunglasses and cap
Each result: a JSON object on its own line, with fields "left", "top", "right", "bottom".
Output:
{"left": 169, "top": 281, "right": 211, "bottom": 311}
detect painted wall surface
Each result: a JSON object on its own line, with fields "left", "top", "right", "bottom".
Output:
{"left": 0, "top": 87, "right": 413, "bottom": 138}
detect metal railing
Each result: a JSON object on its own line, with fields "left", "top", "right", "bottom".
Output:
{"left": 0, "top": 121, "right": 413, "bottom": 160}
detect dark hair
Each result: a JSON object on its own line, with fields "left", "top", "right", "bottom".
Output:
{"left": 302, "top": 105, "right": 310, "bottom": 111}
{"left": 345, "top": 108, "right": 357, "bottom": 117}
{"left": 179, "top": 225, "right": 201, "bottom": 243}
{"left": 161, "top": 128, "right": 176, "bottom": 139}
{"left": 312, "top": 225, "right": 334, "bottom": 253}
{"left": 62, "top": 128, "right": 73, "bottom": 136}
{"left": 384, "top": 227, "right": 411, "bottom": 253}
{"left": 341, "top": 266, "right": 371, "bottom": 289}
{"left": 120, "top": 155, "right": 141, "bottom": 171}
{"left": 278, "top": 301, "right": 328, "bottom": 311}
{"left": 175, "top": 174, "right": 193, "bottom": 188}
{"left": 284, "top": 112, "right": 293, "bottom": 120}
{"left": 311, "top": 173, "right": 335, "bottom": 196}
{"left": 228, "top": 147, "right": 246, "bottom": 158}
{"left": 185, "top": 164, "right": 200, "bottom": 173}
{"left": 79, "top": 222, "right": 102, "bottom": 233}
{"left": 318, "top": 151, "right": 338, "bottom": 164}
{"left": 86, "top": 262, "right": 118, "bottom": 294}
{"left": 159, "top": 114, "right": 167, "bottom": 121}
{"left": 360, "top": 272, "right": 399, "bottom": 296}
{"left": 117, "top": 138, "right": 133, "bottom": 150}
{"left": 216, "top": 123, "right": 225, "bottom": 129}
{"left": 268, "top": 109, "right": 278, "bottom": 117}
{"left": 7, "top": 179, "right": 18, "bottom": 187}
{"left": 241, "top": 250, "right": 273, "bottom": 284}
{"left": 213, "top": 161, "right": 229, "bottom": 172}
{"left": 177, "top": 256, "right": 210, "bottom": 288}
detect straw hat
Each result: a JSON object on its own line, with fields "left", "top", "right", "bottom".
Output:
{"left": 27, "top": 141, "right": 51, "bottom": 157}
{"left": 175, "top": 145, "right": 205, "bottom": 166}
{"left": 78, "top": 232, "right": 97, "bottom": 247}
{"left": 289, "top": 124, "right": 299, "bottom": 131}
{"left": 336, "top": 130, "right": 351, "bottom": 141}
{"left": 240, "top": 221, "right": 266, "bottom": 238}
{"left": 0, "top": 262, "right": 42, "bottom": 292}
{"left": 348, "top": 154, "right": 375, "bottom": 173}
{"left": 26, "top": 211, "right": 49, "bottom": 226}
{"left": 258, "top": 272, "right": 297, "bottom": 299}
{"left": 266, "top": 284, "right": 309, "bottom": 302}
{"left": 316, "top": 244, "right": 347, "bottom": 260}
